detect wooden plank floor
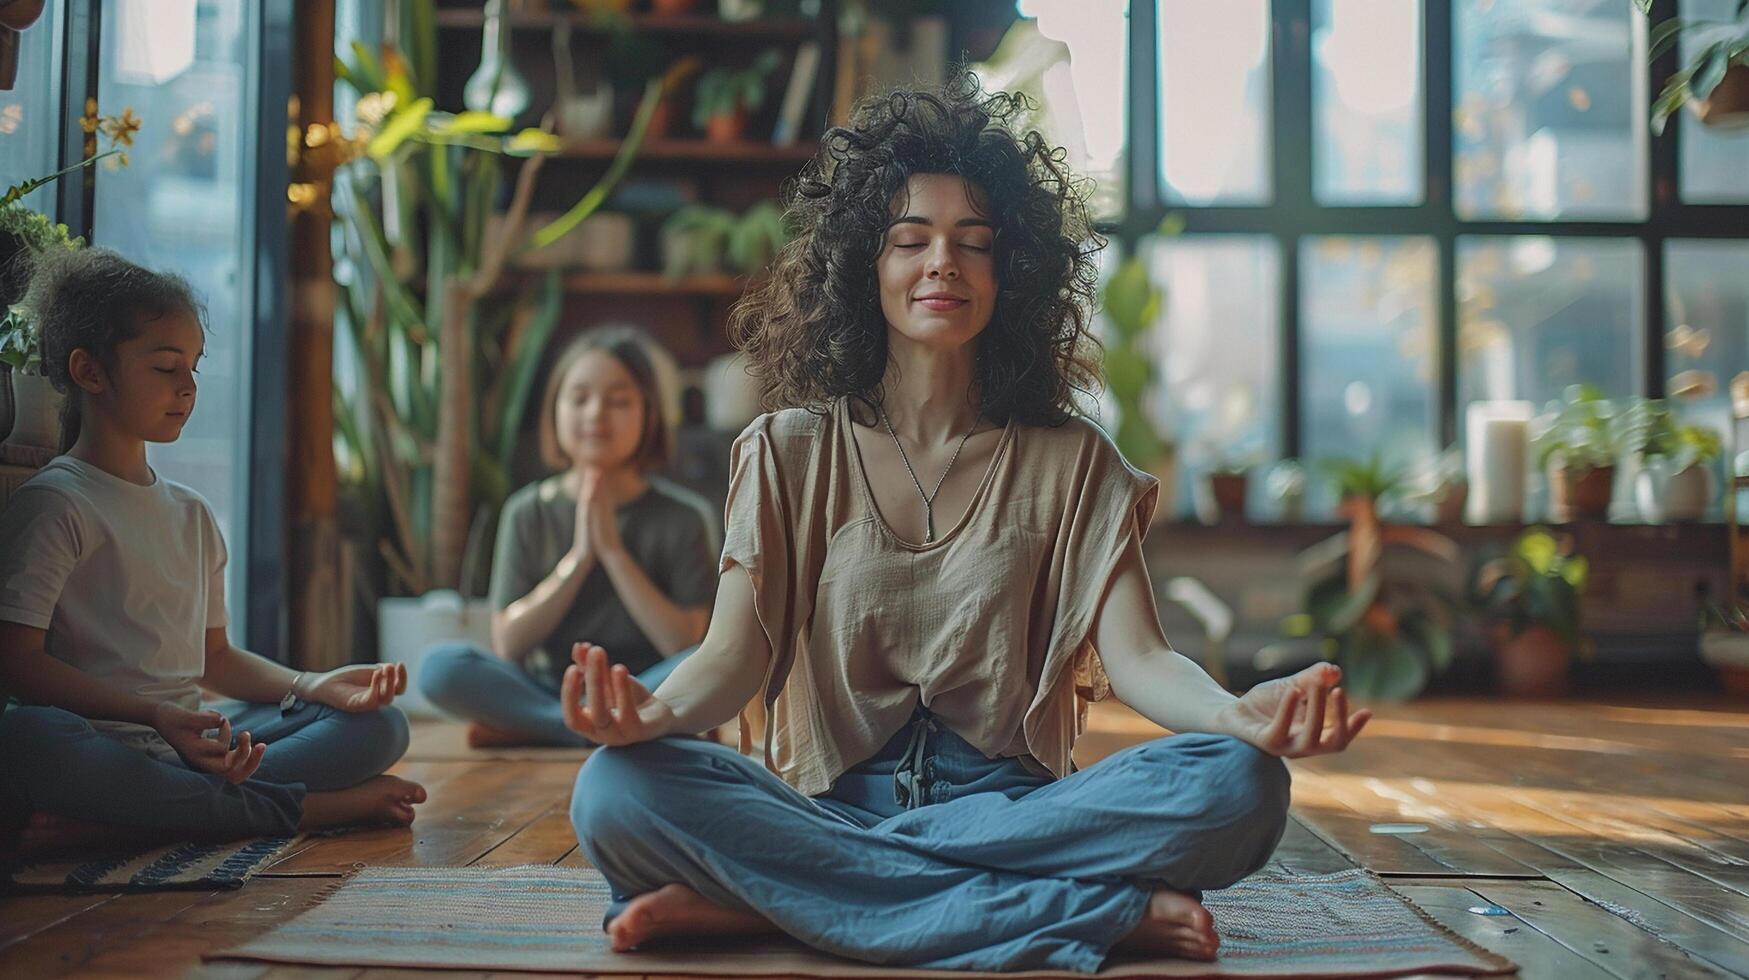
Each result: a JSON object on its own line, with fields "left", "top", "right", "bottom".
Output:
{"left": 2, "top": 695, "right": 1745, "bottom": 978}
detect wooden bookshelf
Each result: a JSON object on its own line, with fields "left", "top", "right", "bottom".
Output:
{"left": 551, "top": 270, "right": 754, "bottom": 297}
{"left": 555, "top": 138, "right": 818, "bottom": 165}
{"left": 434, "top": 8, "right": 816, "bottom": 40}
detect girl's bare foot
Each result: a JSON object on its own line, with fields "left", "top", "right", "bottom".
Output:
{"left": 15, "top": 813, "right": 170, "bottom": 856}
{"left": 607, "top": 883, "right": 777, "bottom": 951}
{"left": 1111, "top": 888, "right": 1219, "bottom": 962}
{"left": 465, "top": 722, "right": 539, "bottom": 749}
{"left": 298, "top": 775, "right": 428, "bottom": 831}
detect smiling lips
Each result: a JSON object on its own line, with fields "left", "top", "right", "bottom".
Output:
{"left": 915, "top": 292, "right": 967, "bottom": 311}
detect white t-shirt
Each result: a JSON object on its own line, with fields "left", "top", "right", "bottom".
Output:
{"left": 0, "top": 455, "right": 228, "bottom": 756}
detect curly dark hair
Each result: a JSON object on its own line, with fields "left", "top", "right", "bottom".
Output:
{"left": 726, "top": 71, "right": 1105, "bottom": 427}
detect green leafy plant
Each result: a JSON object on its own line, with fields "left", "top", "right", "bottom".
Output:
{"left": 1468, "top": 528, "right": 1589, "bottom": 648}
{"left": 692, "top": 49, "right": 781, "bottom": 128}
{"left": 1322, "top": 451, "right": 1409, "bottom": 507}
{"left": 1623, "top": 398, "right": 1723, "bottom": 473}
{"left": 1636, "top": 0, "right": 1749, "bottom": 132}
{"left": 1529, "top": 384, "right": 1636, "bottom": 473}
{"left": 1099, "top": 252, "right": 1175, "bottom": 469}
{"left": 660, "top": 205, "right": 737, "bottom": 278}
{"left": 0, "top": 109, "right": 139, "bottom": 374}
{"left": 727, "top": 199, "right": 790, "bottom": 275}
{"left": 1269, "top": 478, "right": 1460, "bottom": 700}
{"left": 331, "top": 2, "right": 659, "bottom": 596}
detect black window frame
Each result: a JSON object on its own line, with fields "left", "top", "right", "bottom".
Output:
{"left": 1119, "top": 0, "right": 1749, "bottom": 461}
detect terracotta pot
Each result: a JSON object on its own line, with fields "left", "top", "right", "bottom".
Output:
{"left": 1694, "top": 63, "right": 1749, "bottom": 130}
{"left": 650, "top": 0, "right": 699, "bottom": 16}
{"left": 1548, "top": 464, "right": 1613, "bottom": 522}
{"left": 645, "top": 100, "right": 674, "bottom": 140}
{"left": 1435, "top": 480, "right": 1468, "bottom": 525}
{"left": 703, "top": 106, "right": 748, "bottom": 143}
{"left": 1208, "top": 472, "right": 1248, "bottom": 523}
{"left": 1492, "top": 623, "right": 1571, "bottom": 698}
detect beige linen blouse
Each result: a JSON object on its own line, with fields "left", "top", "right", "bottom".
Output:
{"left": 724, "top": 397, "right": 1159, "bottom": 797}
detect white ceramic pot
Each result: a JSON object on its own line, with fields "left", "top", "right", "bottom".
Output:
{"left": 575, "top": 212, "right": 635, "bottom": 273}
{"left": 377, "top": 590, "right": 495, "bottom": 719}
{"left": 704, "top": 351, "right": 762, "bottom": 432}
{"left": 0, "top": 370, "right": 64, "bottom": 453}
{"left": 719, "top": 0, "right": 762, "bottom": 21}
{"left": 1637, "top": 463, "right": 1711, "bottom": 523}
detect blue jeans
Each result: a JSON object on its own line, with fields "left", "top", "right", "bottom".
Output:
{"left": 0, "top": 699, "right": 409, "bottom": 840}
{"left": 418, "top": 643, "right": 694, "bottom": 747}
{"left": 570, "top": 706, "right": 1290, "bottom": 973}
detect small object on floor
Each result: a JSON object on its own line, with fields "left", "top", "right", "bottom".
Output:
{"left": 1467, "top": 905, "right": 1511, "bottom": 916}
{"left": 2, "top": 834, "right": 303, "bottom": 894}
{"left": 1504, "top": 928, "right": 1519, "bottom": 934}
{"left": 1369, "top": 822, "right": 1431, "bottom": 835}
{"left": 208, "top": 865, "right": 1517, "bottom": 976}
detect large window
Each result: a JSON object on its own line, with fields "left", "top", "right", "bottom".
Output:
{"left": 94, "top": 0, "right": 257, "bottom": 630}
{"left": 0, "top": 0, "right": 63, "bottom": 214}
{"left": 1126, "top": 0, "right": 1749, "bottom": 520}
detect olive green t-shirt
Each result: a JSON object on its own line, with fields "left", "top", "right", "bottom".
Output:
{"left": 489, "top": 475, "right": 721, "bottom": 689}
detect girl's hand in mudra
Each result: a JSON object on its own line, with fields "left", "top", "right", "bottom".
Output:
{"left": 561, "top": 642, "right": 676, "bottom": 745}
{"left": 1217, "top": 662, "right": 1371, "bottom": 759}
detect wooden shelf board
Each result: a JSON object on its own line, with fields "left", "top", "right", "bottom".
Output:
{"left": 543, "top": 270, "right": 753, "bottom": 297}
{"left": 553, "top": 138, "right": 817, "bottom": 164}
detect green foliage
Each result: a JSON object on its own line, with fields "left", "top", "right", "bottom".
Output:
{"left": 1099, "top": 252, "right": 1172, "bottom": 468}
{"left": 692, "top": 49, "right": 781, "bottom": 127}
{"left": 1295, "top": 568, "right": 1457, "bottom": 702}
{"left": 331, "top": 1, "right": 652, "bottom": 595}
{"left": 1623, "top": 398, "right": 1723, "bottom": 472}
{"left": 1529, "top": 384, "right": 1637, "bottom": 473}
{"left": 1321, "top": 451, "right": 1408, "bottom": 506}
{"left": 660, "top": 201, "right": 791, "bottom": 279}
{"left": 0, "top": 189, "right": 94, "bottom": 374}
{"left": 726, "top": 199, "right": 790, "bottom": 275}
{"left": 1638, "top": 0, "right": 1749, "bottom": 132}
{"left": 1468, "top": 528, "right": 1589, "bottom": 648}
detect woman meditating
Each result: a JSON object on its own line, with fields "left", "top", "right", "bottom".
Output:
{"left": 562, "top": 76, "right": 1371, "bottom": 973}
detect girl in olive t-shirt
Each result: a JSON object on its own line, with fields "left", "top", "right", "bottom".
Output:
{"left": 419, "top": 327, "right": 718, "bottom": 747}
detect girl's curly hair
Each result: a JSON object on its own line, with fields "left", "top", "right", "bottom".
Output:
{"left": 726, "top": 71, "right": 1105, "bottom": 427}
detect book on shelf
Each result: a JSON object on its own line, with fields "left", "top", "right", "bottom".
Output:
{"left": 772, "top": 41, "right": 820, "bottom": 147}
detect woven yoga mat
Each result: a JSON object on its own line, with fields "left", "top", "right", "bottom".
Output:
{"left": 209, "top": 865, "right": 1514, "bottom": 977}
{"left": 2, "top": 835, "right": 304, "bottom": 894}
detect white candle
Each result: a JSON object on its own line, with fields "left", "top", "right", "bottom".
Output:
{"left": 1466, "top": 401, "right": 1534, "bottom": 524}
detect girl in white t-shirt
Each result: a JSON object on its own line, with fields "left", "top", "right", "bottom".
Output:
{"left": 0, "top": 248, "right": 426, "bottom": 852}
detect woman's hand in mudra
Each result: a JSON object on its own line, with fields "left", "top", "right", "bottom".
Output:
{"left": 561, "top": 642, "right": 676, "bottom": 745}
{"left": 1216, "top": 662, "right": 1371, "bottom": 759}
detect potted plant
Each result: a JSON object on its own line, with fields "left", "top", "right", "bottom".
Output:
{"left": 1205, "top": 455, "right": 1257, "bottom": 524}
{"left": 1264, "top": 469, "right": 1460, "bottom": 701}
{"left": 651, "top": 0, "right": 701, "bottom": 17}
{"left": 1469, "top": 527, "right": 1589, "bottom": 698}
{"left": 726, "top": 199, "right": 790, "bottom": 278}
{"left": 1264, "top": 458, "right": 1306, "bottom": 523}
{"left": 693, "top": 49, "right": 781, "bottom": 143}
{"left": 660, "top": 205, "right": 738, "bottom": 278}
{"left": 330, "top": 21, "right": 657, "bottom": 684}
{"left": 1637, "top": 0, "right": 1749, "bottom": 132}
{"left": 1530, "top": 384, "right": 1633, "bottom": 523}
{"left": 1626, "top": 400, "right": 1721, "bottom": 522}
{"left": 0, "top": 109, "right": 139, "bottom": 453}
{"left": 1098, "top": 253, "right": 1177, "bottom": 519}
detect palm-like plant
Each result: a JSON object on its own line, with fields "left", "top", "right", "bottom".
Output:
{"left": 331, "top": 5, "right": 659, "bottom": 596}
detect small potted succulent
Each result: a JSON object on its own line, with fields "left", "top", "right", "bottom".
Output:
{"left": 1204, "top": 452, "right": 1261, "bottom": 524}
{"left": 726, "top": 199, "right": 790, "bottom": 277}
{"left": 693, "top": 49, "right": 781, "bottom": 143}
{"left": 1469, "top": 527, "right": 1589, "bottom": 698}
{"left": 1530, "top": 385, "right": 1634, "bottom": 522}
{"left": 660, "top": 204, "right": 738, "bottom": 278}
{"left": 1627, "top": 400, "right": 1721, "bottom": 522}
{"left": 1638, "top": 0, "right": 1749, "bottom": 132}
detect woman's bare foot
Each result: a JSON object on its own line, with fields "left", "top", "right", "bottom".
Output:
{"left": 465, "top": 722, "right": 540, "bottom": 749}
{"left": 15, "top": 813, "right": 170, "bottom": 856}
{"left": 1111, "top": 888, "right": 1219, "bottom": 962}
{"left": 607, "top": 883, "right": 777, "bottom": 951}
{"left": 298, "top": 775, "right": 428, "bottom": 831}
